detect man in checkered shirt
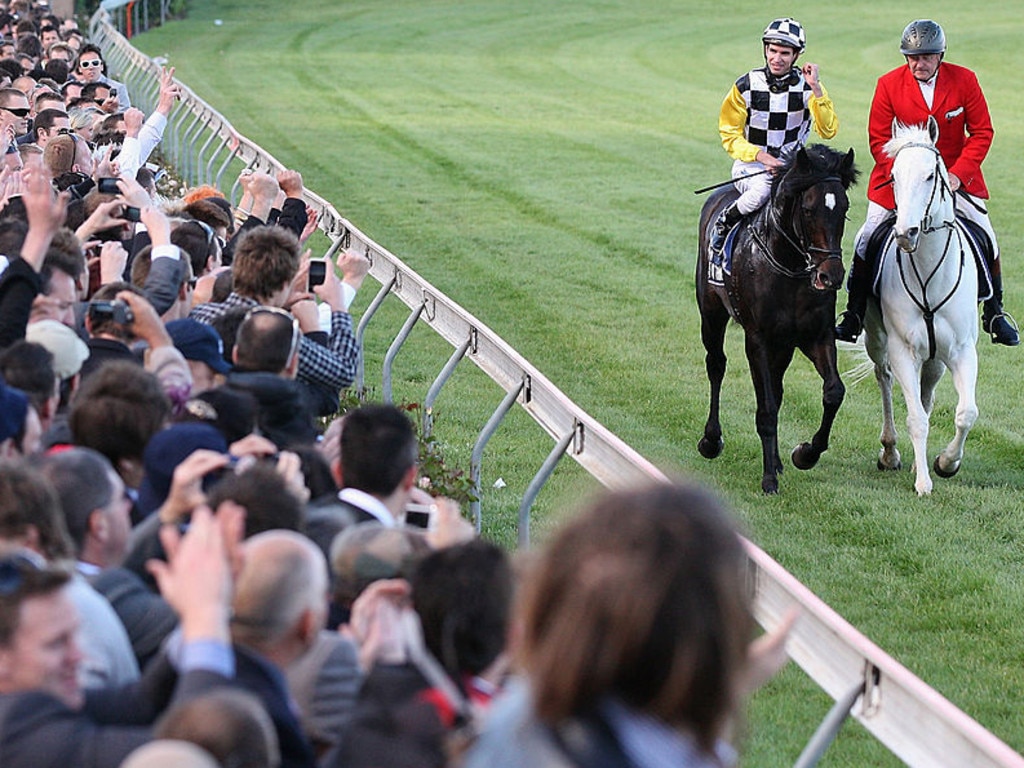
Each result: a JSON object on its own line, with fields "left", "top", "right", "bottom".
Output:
{"left": 190, "top": 225, "right": 368, "bottom": 417}
{"left": 709, "top": 18, "right": 839, "bottom": 262}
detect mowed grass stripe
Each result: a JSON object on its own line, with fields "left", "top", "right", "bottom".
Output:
{"left": 135, "top": 1, "right": 1024, "bottom": 763}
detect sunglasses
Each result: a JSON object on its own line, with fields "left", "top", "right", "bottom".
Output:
{"left": 78, "top": 59, "right": 103, "bottom": 69}
{"left": 55, "top": 127, "right": 96, "bottom": 152}
{"left": 1, "top": 106, "right": 29, "bottom": 117}
{"left": 244, "top": 306, "right": 302, "bottom": 364}
{"left": 192, "top": 219, "right": 219, "bottom": 255}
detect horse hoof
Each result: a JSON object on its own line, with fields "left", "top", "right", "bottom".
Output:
{"left": 933, "top": 456, "right": 961, "bottom": 478}
{"left": 698, "top": 436, "right": 724, "bottom": 460}
{"left": 877, "top": 452, "right": 902, "bottom": 471}
{"left": 791, "top": 443, "right": 820, "bottom": 470}
{"left": 761, "top": 477, "right": 780, "bottom": 495}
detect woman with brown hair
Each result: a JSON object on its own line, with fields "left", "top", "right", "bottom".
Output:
{"left": 466, "top": 482, "right": 793, "bottom": 768}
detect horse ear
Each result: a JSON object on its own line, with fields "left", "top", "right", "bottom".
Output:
{"left": 841, "top": 148, "right": 856, "bottom": 186}
{"left": 927, "top": 115, "right": 939, "bottom": 143}
{"left": 793, "top": 146, "right": 810, "bottom": 172}
{"left": 891, "top": 117, "right": 899, "bottom": 138}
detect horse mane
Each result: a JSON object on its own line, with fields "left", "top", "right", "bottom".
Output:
{"left": 883, "top": 123, "right": 933, "bottom": 159}
{"left": 772, "top": 144, "right": 859, "bottom": 199}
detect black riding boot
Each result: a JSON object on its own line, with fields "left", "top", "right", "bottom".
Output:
{"left": 981, "top": 262, "right": 1019, "bottom": 346}
{"left": 709, "top": 203, "right": 742, "bottom": 265}
{"left": 835, "top": 254, "right": 871, "bottom": 342}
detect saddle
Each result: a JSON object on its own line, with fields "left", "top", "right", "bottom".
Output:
{"left": 866, "top": 212, "right": 994, "bottom": 302}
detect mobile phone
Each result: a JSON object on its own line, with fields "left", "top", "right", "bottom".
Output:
{"left": 122, "top": 205, "right": 142, "bottom": 222}
{"left": 308, "top": 260, "right": 327, "bottom": 290}
{"left": 88, "top": 299, "right": 134, "bottom": 325}
{"left": 97, "top": 177, "right": 120, "bottom": 194}
{"left": 404, "top": 502, "right": 436, "bottom": 529}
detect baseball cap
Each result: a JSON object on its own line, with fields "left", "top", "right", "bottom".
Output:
{"left": 0, "top": 379, "right": 29, "bottom": 442}
{"left": 136, "top": 422, "right": 229, "bottom": 517}
{"left": 26, "top": 319, "right": 90, "bottom": 380}
{"left": 166, "top": 319, "right": 232, "bottom": 374}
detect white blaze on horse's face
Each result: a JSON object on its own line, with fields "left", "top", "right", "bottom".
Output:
{"left": 824, "top": 192, "right": 836, "bottom": 210}
{"left": 890, "top": 146, "right": 936, "bottom": 253}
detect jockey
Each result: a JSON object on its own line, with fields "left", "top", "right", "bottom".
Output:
{"left": 709, "top": 18, "right": 839, "bottom": 262}
{"left": 835, "top": 19, "right": 1018, "bottom": 346}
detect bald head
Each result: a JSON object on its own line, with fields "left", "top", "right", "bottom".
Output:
{"left": 231, "top": 531, "right": 328, "bottom": 653}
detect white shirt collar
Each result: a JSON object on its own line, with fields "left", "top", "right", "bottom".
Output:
{"left": 338, "top": 487, "right": 397, "bottom": 526}
{"left": 916, "top": 71, "right": 938, "bottom": 109}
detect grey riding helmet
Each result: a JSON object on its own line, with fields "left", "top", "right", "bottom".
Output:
{"left": 900, "top": 19, "right": 946, "bottom": 55}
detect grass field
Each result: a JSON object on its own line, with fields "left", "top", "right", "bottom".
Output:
{"left": 131, "top": 1, "right": 1024, "bottom": 764}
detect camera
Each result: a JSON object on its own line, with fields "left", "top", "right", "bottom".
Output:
{"left": 122, "top": 205, "right": 142, "bottom": 222}
{"left": 97, "top": 177, "right": 120, "bottom": 194}
{"left": 308, "top": 260, "right": 327, "bottom": 290}
{"left": 88, "top": 299, "right": 134, "bottom": 325}
{"left": 404, "top": 502, "right": 436, "bottom": 529}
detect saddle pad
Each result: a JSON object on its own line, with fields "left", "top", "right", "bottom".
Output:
{"left": 867, "top": 214, "right": 993, "bottom": 301}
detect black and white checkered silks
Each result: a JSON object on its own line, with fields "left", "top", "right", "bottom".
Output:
{"left": 763, "top": 17, "right": 804, "bottom": 49}
{"left": 736, "top": 68, "right": 812, "bottom": 158}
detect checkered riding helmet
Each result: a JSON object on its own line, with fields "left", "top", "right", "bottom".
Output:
{"left": 762, "top": 18, "right": 805, "bottom": 53}
{"left": 900, "top": 19, "right": 946, "bottom": 55}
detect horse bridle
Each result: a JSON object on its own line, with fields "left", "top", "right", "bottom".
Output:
{"left": 751, "top": 176, "right": 844, "bottom": 279}
{"left": 890, "top": 141, "right": 965, "bottom": 360}
{"left": 893, "top": 141, "right": 956, "bottom": 232}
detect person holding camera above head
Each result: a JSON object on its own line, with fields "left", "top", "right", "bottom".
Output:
{"left": 708, "top": 18, "right": 839, "bottom": 265}
{"left": 190, "top": 224, "right": 367, "bottom": 418}
{"left": 79, "top": 281, "right": 192, "bottom": 412}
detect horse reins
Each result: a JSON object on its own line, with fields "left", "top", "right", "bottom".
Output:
{"left": 752, "top": 175, "right": 845, "bottom": 279}
{"left": 891, "top": 143, "right": 965, "bottom": 360}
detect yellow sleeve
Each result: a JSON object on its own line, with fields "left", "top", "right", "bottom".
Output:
{"left": 810, "top": 84, "right": 838, "bottom": 139}
{"left": 719, "top": 84, "right": 761, "bottom": 162}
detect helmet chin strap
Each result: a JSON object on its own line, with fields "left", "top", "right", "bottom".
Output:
{"left": 763, "top": 48, "right": 801, "bottom": 92}
{"left": 765, "top": 66, "right": 801, "bottom": 93}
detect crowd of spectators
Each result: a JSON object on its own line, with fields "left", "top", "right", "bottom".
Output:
{"left": 0, "top": 2, "right": 796, "bottom": 766}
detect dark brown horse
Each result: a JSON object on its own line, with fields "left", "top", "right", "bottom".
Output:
{"left": 696, "top": 145, "right": 857, "bottom": 493}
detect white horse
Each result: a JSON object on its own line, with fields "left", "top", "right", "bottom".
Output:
{"left": 864, "top": 118, "right": 979, "bottom": 496}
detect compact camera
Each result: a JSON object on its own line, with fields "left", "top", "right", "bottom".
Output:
{"left": 88, "top": 299, "right": 134, "bottom": 325}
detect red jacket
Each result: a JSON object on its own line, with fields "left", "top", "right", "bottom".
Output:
{"left": 867, "top": 62, "right": 993, "bottom": 208}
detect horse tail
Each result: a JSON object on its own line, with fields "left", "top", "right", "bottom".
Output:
{"left": 839, "top": 337, "right": 874, "bottom": 386}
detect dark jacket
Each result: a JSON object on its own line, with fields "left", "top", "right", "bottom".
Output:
{"left": 225, "top": 371, "right": 318, "bottom": 448}
{"left": 0, "top": 257, "right": 42, "bottom": 349}
{"left": 234, "top": 644, "right": 317, "bottom": 768}
{"left": 0, "top": 655, "right": 231, "bottom": 768}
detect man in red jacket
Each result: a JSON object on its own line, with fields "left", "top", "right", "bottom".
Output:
{"left": 835, "top": 20, "right": 1018, "bottom": 346}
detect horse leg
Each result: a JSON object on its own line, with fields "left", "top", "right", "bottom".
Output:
{"left": 745, "top": 335, "right": 789, "bottom": 494}
{"left": 866, "top": 319, "right": 901, "bottom": 471}
{"left": 934, "top": 349, "right": 979, "bottom": 478}
{"left": 792, "top": 340, "right": 845, "bottom": 470}
{"left": 887, "top": 346, "right": 932, "bottom": 495}
{"left": 698, "top": 298, "right": 729, "bottom": 460}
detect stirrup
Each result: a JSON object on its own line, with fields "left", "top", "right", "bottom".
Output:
{"left": 983, "top": 311, "right": 1020, "bottom": 346}
{"left": 834, "top": 310, "right": 862, "bottom": 343}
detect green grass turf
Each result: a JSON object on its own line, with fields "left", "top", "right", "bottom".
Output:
{"left": 132, "top": 1, "right": 1024, "bottom": 763}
